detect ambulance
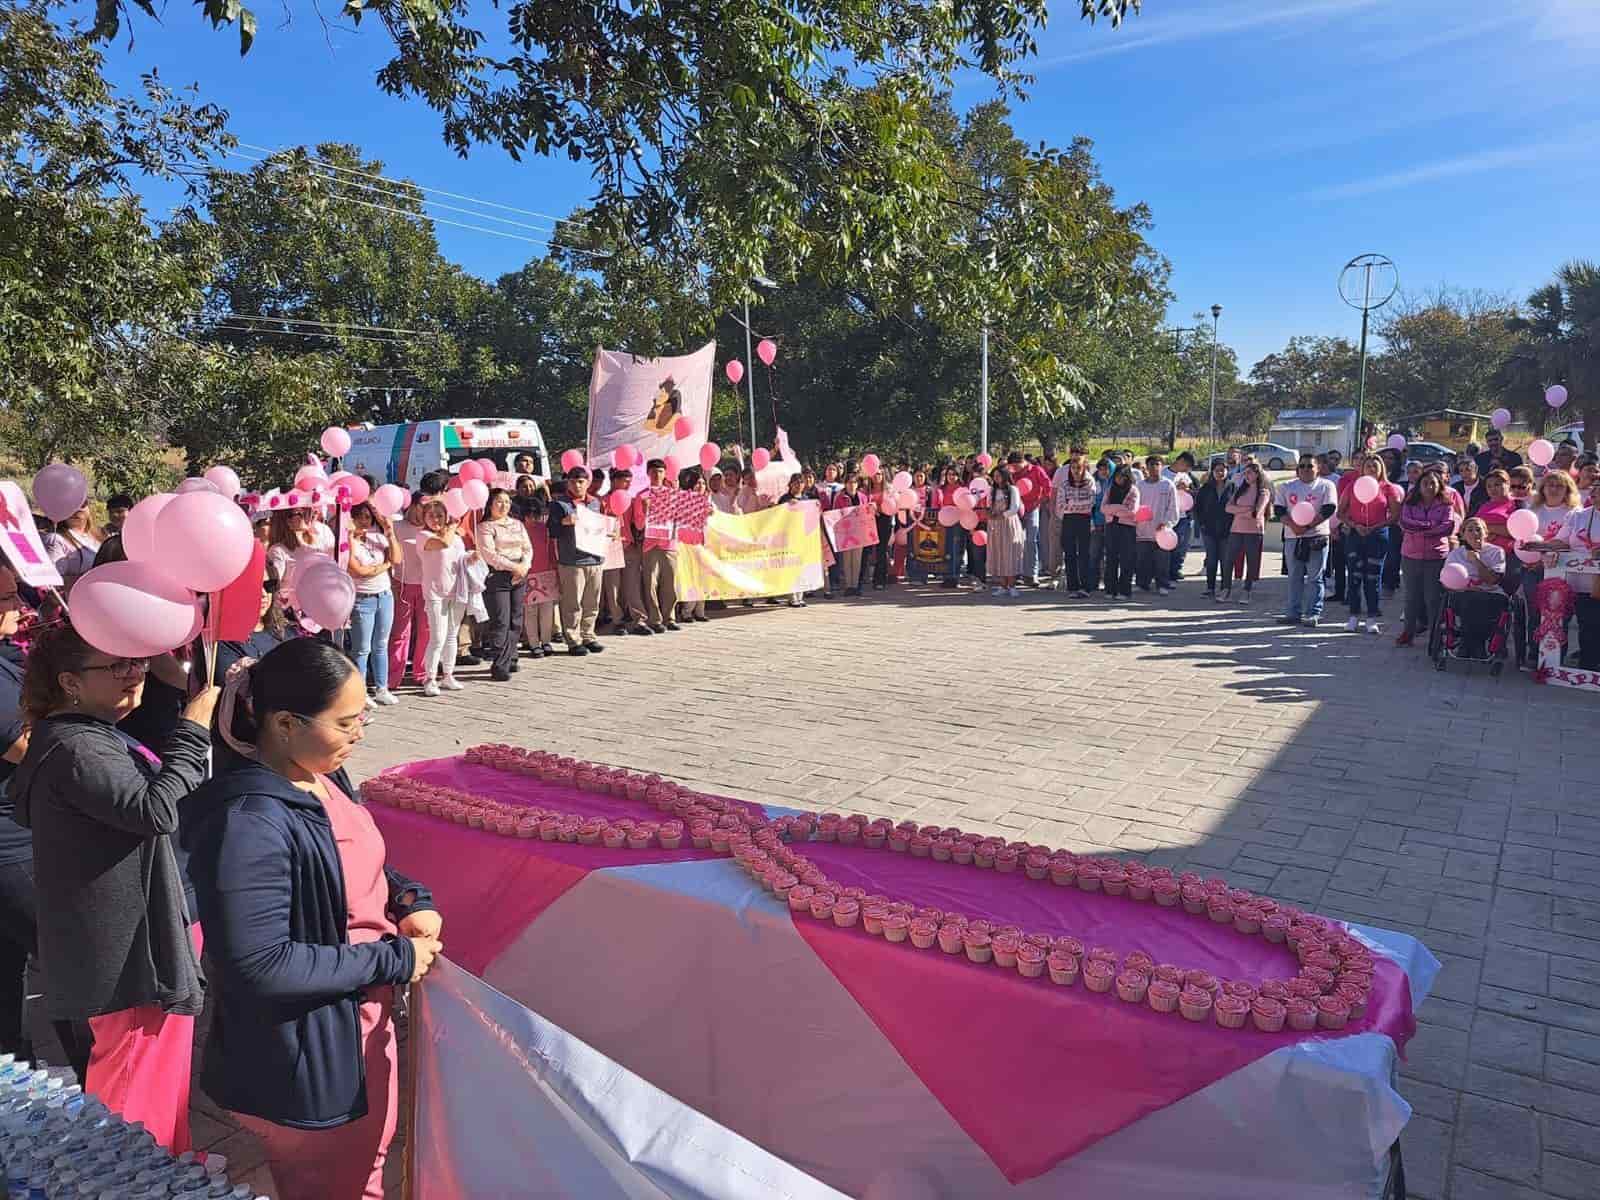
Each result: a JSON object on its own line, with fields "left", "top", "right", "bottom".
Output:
{"left": 339, "top": 418, "right": 551, "bottom": 489}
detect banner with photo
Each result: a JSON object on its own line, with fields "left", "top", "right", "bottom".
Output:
{"left": 586, "top": 342, "right": 716, "bottom": 480}
{"left": 677, "top": 501, "right": 825, "bottom": 602}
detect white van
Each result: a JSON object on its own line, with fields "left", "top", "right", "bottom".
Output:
{"left": 340, "top": 418, "right": 552, "bottom": 489}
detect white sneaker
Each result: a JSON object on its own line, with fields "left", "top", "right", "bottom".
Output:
{"left": 374, "top": 689, "right": 400, "bottom": 706}
{"left": 992, "top": 586, "right": 1003, "bottom": 597}
{"left": 364, "top": 694, "right": 378, "bottom": 710}
{"left": 1368, "top": 621, "right": 1383, "bottom": 636}
{"left": 421, "top": 680, "right": 441, "bottom": 698}
{"left": 1007, "top": 586, "right": 1021, "bottom": 598}
{"left": 1345, "top": 617, "right": 1360, "bottom": 633}
{"left": 440, "top": 676, "right": 465, "bottom": 692}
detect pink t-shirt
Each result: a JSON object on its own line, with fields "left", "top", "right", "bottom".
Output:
{"left": 1475, "top": 497, "right": 1519, "bottom": 552}
{"left": 1341, "top": 479, "right": 1403, "bottom": 528}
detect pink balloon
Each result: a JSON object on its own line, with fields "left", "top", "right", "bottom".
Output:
{"left": 336, "top": 476, "right": 371, "bottom": 505}
{"left": 560, "top": 449, "right": 586, "bottom": 473}
{"left": 725, "top": 359, "right": 745, "bottom": 385}
{"left": 673, "top": 417, "right": 694, "bottom": 441}
{"left": 970, "top": 529, "right": 988, "bottom": 547}
{"left": 879, "top": 495, "right": 897, "bottom": 517}
{"left": 1491, "top": 408, "right": 1511, "bottom": 430}
{"left": 976, "top": 453, "right": 993, "bottom": 470}
{"left": 1290, "top": 501, "right": 1317, "bottom": 525}
{"left": 1440, "top": 562, "right": 1470, "bottom": 592}
{"left": 176, "top": 477, "right": 220, "bottom": 495}
{"left": 959, "top": 510, "right": 980, "bottom": 531}
{"left": 756, "top": 338, "right": 777, "bottom": 367}
{"left": 937, "top": 506, "right": 959, "bottom": 527}
{"left": 456, "top": 460, "right": 483, "bottom": 483}
{"left": 372, "top": 484, "right": 409, "bottom": 517}
{"left": 699, "top": 443, "right": 721, "bottom": 471}
{"left": 860, "top": 453, "right": 881, "bottom": 477}
{"left": 607, "top": 491, "right": 630, "bottom": 517}
{"left": 751, "top": 448, "right": 771, "bottom": 471}
{"left": 1546, "top": 384, "right": 1568, "bottom": 409}
{"left": 1507, "top": 508, "right": 1540, "bottom": 542}
{"left": 462, "top": 479, "right": 490, "bottom": 510}
{"left": 1176, "top": 489, "right": 1195, "bottom": 513}
{"left": 1387, "top": 433, "right": 1407, "bottom": 451}
{"left": 296, "top": 558, "right": 356, "bottom": 629}
{"left": 892, "top": 471, "right": 912, "bottom": 492}
{"left": 613, "top": 445, "right": 639, "bottom": 470}
{"left": 155, "top": 492, "right": 256, "bottom": 592}
{"left": 1136, "top": 506, "right": 1153, "bottom": 523}
{"left": 663, "top": 456, "right": 683, "bottom": 480}
{"left": 1353, "top": 475, "right": 1381, "bottom": 505}
{"left": 320, "top": 426, "right": 352, "bottom": 457}
{"left": 1516, "top": 542, "right": 1546, "bottom": 565}
{"left": 895, "top": 490, "right": 918, "bottom": 511}
{"left": 121, "top": 493, "right": 177, "bottom": 563}
{"left": 953, "top": 488, "right": 974, "bottom": 511}
{"left": 1527, "top": 439, "right": 1555, "bottom": 467}
{"left": 1017, "top": 478, "right": 1033, "bottom": 498}
{"left": 69, "top": 561, "right": 200, "bottom": 658}
{"left": 1155, "top": 528, "right": 1179, "bottom": 551}
{"left": 31, "top": 464, "right": 88, "bottom": 522}
{"left": 443, "top": 491, "right": 469, "bottom": 520}
{"left": 204, "top": 465, "right": 242, "bottom": 498}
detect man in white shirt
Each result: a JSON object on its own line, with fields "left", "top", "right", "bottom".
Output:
{"left": 1136, "top": 455, "right": 1180, "bottom": 595}
{"left": 1275, "top": 455, "right": 1339, "bottom": 627}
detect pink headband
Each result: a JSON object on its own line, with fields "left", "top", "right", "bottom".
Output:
{"left": 217, "top": 656, "right": 259, "bottom": 760}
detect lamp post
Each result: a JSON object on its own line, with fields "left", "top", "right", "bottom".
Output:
{"left": 980, "top": 325, "right": 989, "bottom": 461}
{"left": 1208, "top": 304, "right": 1222, "bottom": 446}
{"left": 739, "top": 275, "right": 777, "bottom": 453}
{"left": 1338, "top": 254, "right": 1398, "bottom": 456}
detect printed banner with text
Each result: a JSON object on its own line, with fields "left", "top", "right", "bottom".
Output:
{"left": 677, "top": 501, "right": 825, "bottom": 602}
{"left": 586, "top": 342, "right": 715, "bottom": 480}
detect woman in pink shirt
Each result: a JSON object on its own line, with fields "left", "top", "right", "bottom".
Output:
{"left": 1219, "top": 462, "right": 1271, "bottom": 604}
{"left": 1335, "top": 452, "right": 1403, "bottom": 634}
{"left": 1396, "top": 471, "right": 1458, "bottom": 646}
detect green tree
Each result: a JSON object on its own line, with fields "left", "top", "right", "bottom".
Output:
{"left": 1242, "top": 335, "right": 1362, "bottom": 434}
{"left": 1370, "top": 288, "right": 1519, "bottom": 425}
{"left": 1504, "top": 261, "right": 1600, "bottom": 450}
{"left": 0, "top": 0, "right": 229, "bottom": 491}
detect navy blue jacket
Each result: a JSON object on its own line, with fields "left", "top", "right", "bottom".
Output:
{"left": 180, "top": 764, "right": 434, "bottom": 1129}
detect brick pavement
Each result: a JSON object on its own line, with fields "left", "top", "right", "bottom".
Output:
{"left": 198, "top": 555, "right": 1600, "bottom": 1199}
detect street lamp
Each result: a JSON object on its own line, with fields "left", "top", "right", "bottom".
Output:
{"left": 1338, "top": 254, "right": 1398, "bottom": 455}
{"left": 1208, "top": 304, "right": 1222, "bottom": 446}
{"left": 740, "top": 275, "right": 777, "bottom": 452}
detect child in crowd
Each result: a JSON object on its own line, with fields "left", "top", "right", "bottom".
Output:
{"left": 832, "top": 474, "right": 868, "bottom": 597}
{"left": 783, "top": 473, "right": 810, "bottom": 608}
{"left": 521, "top": 490, "right": 559, "bottom": 657}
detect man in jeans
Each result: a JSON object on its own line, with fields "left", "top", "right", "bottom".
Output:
{"left": 1275, "top": 455, "right": 1339, "bottom": 628}
{"left": 548, "top": 466, "right": 607, "bottom": 656}
{"left": 1008, "top": 452, "right": 1053, "bottom": 585}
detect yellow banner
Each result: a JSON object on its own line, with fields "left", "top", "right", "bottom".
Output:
{"left": 677, "top": 501, "right": 827, "bottom": 602}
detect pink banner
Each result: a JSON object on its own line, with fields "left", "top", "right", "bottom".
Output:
{"left": 0, "top": 481, "right": 64, "bottom": 590}
{"left": 587, "top": 343, "right": 715, "bottom": 474}
{"left": 822, "top": 506, "right": 879, "bottom": 552}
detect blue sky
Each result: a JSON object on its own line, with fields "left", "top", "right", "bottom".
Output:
{"left": 97, "top": 0, "right": 1600, "bottom": 373}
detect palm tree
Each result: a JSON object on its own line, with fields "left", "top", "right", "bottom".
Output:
{"left": 1503, "top": 260, "right": 1600, "bottom": 450}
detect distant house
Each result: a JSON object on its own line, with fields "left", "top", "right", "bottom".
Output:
{"left": 1267, "top": 408, "right": 1358, "bottom": 457}
{"left": 1391, "top": 409, "right": 1497, "bottom": 448}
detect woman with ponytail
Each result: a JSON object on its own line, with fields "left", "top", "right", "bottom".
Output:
{"left": 180, "top": 638, "right": 442, "bottom": 1199}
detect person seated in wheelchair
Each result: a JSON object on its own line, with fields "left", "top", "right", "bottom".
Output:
{"left": 1442, "top": 518, "right": 1508, "bottom": 659}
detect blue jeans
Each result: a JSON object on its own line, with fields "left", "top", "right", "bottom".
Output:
{"left": 1286, "top": 540, "right": 1330, "bottom": 620}
{"left": 1201, "top": 529, "right": 1225, "bottom": 591}
{"left": 945, "top": 526, "right": 968, "bottom": 582}
{"left": 1172, "top": 516, "right": 1193, "bottom": 579}
{"left": 350, "top": 589, "right": 395, "bottom": 690}
{"left": 1345, "top": 528, "right": 1388, "bottom": 617}
{"left": 1020, "top": 507, "right": 1042, "bottom": 579}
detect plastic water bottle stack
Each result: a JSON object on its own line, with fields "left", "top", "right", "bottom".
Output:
{"left": 0, "top": 1054, "right": 262, "bottom": 1199}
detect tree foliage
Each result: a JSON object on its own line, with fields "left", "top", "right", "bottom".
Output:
{"left": 1369, "top": 288, "right": 1520, "bottom": 425}
{"left": 1506, "top": 261, "right": 1600, "bottom": 450}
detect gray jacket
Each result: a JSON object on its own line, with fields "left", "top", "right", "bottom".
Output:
{"left": 10, "top": 713, "right": 209, "bottom": 1020}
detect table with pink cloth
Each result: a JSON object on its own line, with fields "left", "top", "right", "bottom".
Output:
{"left": 373, "top": 756, "right": 1438, "bottom": 1200}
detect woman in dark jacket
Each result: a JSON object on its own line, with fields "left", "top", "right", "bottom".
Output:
{"left": 1192, "top": 461, "right": 1236, "bottom": 597}
{"left": 9, "top": 621, "right": 219, "bottom": 1150}
{"left": 181, "top": 638, "right": 441, "bottom": 1200}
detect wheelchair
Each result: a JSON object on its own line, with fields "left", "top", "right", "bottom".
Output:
{"left": 1428, "top": 586, "right": 1525, "bottom": 677}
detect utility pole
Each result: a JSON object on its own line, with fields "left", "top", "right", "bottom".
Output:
{"left": 1339, "top": 254, "right": 1398, "bottom": 456}
{"left": 980, "top": 324, "right": 989, "bottom": 459}
{"left": 1209, "top": 304, "right": 1223, "bottom": 446}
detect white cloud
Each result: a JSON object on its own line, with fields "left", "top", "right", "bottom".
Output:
{"left": 1304, "top": 133, "right": 1589, "bottom": 200}
{"left": 1037, "top": 0, "right": 1385, "bottom": 67}
{"left": 1532, "top": 0, "right": 1600, "bottom": 44}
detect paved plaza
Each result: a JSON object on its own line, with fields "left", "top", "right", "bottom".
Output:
{"left": 202, "top": 555, "right": 1599, "bottom": 1199}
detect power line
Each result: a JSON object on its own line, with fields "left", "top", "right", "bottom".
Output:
{"left": 208, "top": 313, "right": 444, "bottom": 337}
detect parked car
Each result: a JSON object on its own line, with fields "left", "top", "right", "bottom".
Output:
{"left": 1236, "top": 442, "right": 1299, "bottom": 471}
{"left": 1403, "top": 441, "right": 1458, "bottom": 469}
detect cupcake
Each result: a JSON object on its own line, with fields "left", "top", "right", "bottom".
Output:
{"left": 973, "top": 844, "right": 997, "bottom": 870}
{"left": 909, "top": 834, "right": 934, "bottom": 858}
{"left": 808, "top": 893, "right": 836, "bottom": 921}
{"left": 1153, "top": 963, "right": 1185, "bottom": 986}
{"left": 709, "top": 828, "right": 732, "bottom": 853}
{"left": 1046, "top": 952, "right": 1080, "bottom": 986}
{"left": 937, "top": 924, "right": 965, "bottom": 955}
{"left": 1251, "top": 996, "right": 1287, "bottom": 1032}
{"left": 557, "top": 819, "right": 580, "bottom": 843}
{"left": 1222, "top": 980, "right": 1258, "bottom": 1003}
{"left": 1087, "top": 946, "right": 1118, "bottom": 966}
{"left": 888, "top": 830, "right": 911, "bottom": 853}
{"left": 962, "top": 930, "right": 994, "bottom": 964}
{"left": 1232, "top": 907, "right": 1264, "bottom": 936}
{"left": 951, "top": 842, "right": 975, "bottom": 866}
{"left": 837, "top": 824, "right": 861, "bottom": 847}
{"left": 626, "top": 828, "right": 654, "bottom": 850}
{"left": 1049, "top": 858, "right": 1077, "bottom": 886}
{"left": 1146, "top": 980, "right": 1181, "bottom": 1013}
{"left": 1315, "top": 995, "right": 1351, "bottom": 1030}
{"left": 931, "top": 838, "right": 955, "bottom": 862}
{"left": 1075, "top": 865, "right": 1104, "bottom": 893}
{"left": 1206, "top": 898, "right": 1235, "bottom": 925}
{"left": 787, "top": 885, "right": 815, "bottom": 913}
{"left": 1083, "top": 960, "right": 1116, "bottom": 993}
{"left": 1285, "top": 998, "right": 1319, "bottom": 1032}
{"left": 1101, "top": 867, "right": 1128, "bottom": 897}
{"left": 1262, "top": 914, "right": 1291, "bottom": 943}
{"left": 994, "top": 848, "right": 1020, "bottom": 874}
{"left": 1258, "top": 979, "right": 1293, "bottom": 1002}
{"left": 1180, "top": 884, "right": 1207, "bottom": 914}
{"left": 659, "top": 821, "right": 685, "bottom": 850}
{"left": 1213, "top": 994, "right": 1250, "bottom": 1029}
{"left": 1152, "top": 880, "right": 1181, "bottom": 907}
{"left": 909, "top": 918, "right": 938, "bottom": 950}
{"left": 968, "top": 919, "right": 993, "bottom": 936}
{"left": 1115, "top": 971, "right": 1150, "bottom": 1004}
{"left": 577, "top": 819, "right": 604, "bottom": 846}
{"left": 1127, "top": 875, "right": 1154, "bottom": 902}
{"left": 862, "top": 904, "right": 889, "bottom": 936}
{"left": 1025, "top": 852, "right": 1050, "bottom": 880}
{"left": 991, "top": 934, "right": 1020, "bottom": 969}
{"left": 1335, "top": 984, "right": 1369, "bottom": 1021}
{"left": 1178, "top": 988, "right": 1214, "bottom": 1022}
{"left": 883, "top": 914, "right": 911, "bottom": 944}
{"left": 1123, "top": 951, "right": 1155, "bottom": 976}
{"left": 862, "top": 827, "right": 886, "bottom": 850}
{"left": 1016, "top": 944, "right": 1047, "bottom": 978}
{"left": 1183, "top": 970, "right": 1219, "bottom": 996}
{"left": 539, "top": 817, "right": 561, "bottom": 842}
{"left": 1053, "top": 936, "right": 1085, "bottom": 961}
{"left": 832, "top": 899, "right": 861, "bottom": 929}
